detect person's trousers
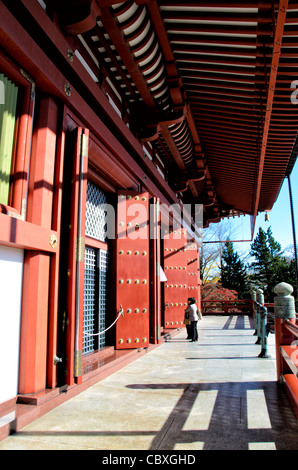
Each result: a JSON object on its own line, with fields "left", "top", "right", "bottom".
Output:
{"left": 190, "top": 321, "right": 198, "bottom": 341}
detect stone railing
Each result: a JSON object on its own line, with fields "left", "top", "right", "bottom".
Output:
{"left": 251, "top": 282, "right": 298, "bottom": 418}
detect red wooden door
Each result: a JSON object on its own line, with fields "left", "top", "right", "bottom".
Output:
{"left": 163, "top": 228, "right": 189, "bottom": 328}
{"left": 187, "top": 242, "right": 200, "bottom": 305}
{"left": 115, "top": 190, "right": 150, "bottom": 349}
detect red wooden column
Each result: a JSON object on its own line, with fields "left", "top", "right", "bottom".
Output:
{"left": 18, "top": 96, "right": 58, "bottom": 394}
{"left": 47, "top": 119, "right": 65, "bottom": 389}
{"left": 73, "top": 129, "right": 88, "bottom": 385}
{"left": 149, "top": 198, "right": 161, "bottom": 344}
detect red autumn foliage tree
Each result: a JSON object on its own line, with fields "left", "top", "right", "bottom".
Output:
{"left": 202, "top": 283, "right": 238, "bottom": 301}
{"left": 201, "top": 283, "right": 240, "bottom": 314}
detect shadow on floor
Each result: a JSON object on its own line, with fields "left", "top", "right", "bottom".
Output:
{"left": 124, "top": 380, "right": 298, "bottom": 450}
{"left": 13, "top": 380, "right": 298, "bottom": 451}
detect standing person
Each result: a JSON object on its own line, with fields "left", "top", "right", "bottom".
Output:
{"left": 184, "top": 309, "right": 191, "bottom": 340}
{"left": 185, "top": 297, "right": 201, "bottom": 342}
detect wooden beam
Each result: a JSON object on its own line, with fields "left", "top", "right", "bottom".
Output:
{"left": 252, "top": 0, "right": 289, "bottom": 232}
{"left": 98, "top": 4, "right": 156, "bottom": 108}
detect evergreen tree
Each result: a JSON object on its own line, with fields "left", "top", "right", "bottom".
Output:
{"left": 221, "top": 241, "right": 249, "bottom": 298}
{"left": 249, "top": 227, "right": 295, "bottom": 301}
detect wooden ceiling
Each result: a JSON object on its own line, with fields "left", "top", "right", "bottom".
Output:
{"left": 52, "top": 0, "right": 298, "bottom": 230}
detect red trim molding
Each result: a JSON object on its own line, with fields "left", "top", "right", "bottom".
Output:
{"left": 0, "top": 213, "right": 58, "bottom": 252}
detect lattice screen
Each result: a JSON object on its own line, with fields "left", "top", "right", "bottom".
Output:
{"left": 83, "top": 247, "right": 97, "bottom": 354}
{"left": 85, "top": 180, "right": 108, "bottom": 242}
{"left": 83, "top": 181, "right": 110, "bottom": 355}
{"left": 98, "top": 249, "right": 109, "bottom": 348}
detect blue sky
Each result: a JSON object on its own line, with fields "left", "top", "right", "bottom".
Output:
{"left": 242, "top": 158, "right": 298, "bottom": 254}
{"left": 204, "top": 158, "right": 298, "bottom": 258}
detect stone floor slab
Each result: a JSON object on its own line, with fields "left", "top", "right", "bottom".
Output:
{"left": 0, "top": 315, "right": 297, "bottom": 451}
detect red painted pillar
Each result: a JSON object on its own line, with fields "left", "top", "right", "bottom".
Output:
{"left": 74, "top": 129, "right": 88, "bottom": 385}
{"left": 150, "top": 197, "right": 161, "bottom": 344}
{"left": 47, "top": 120, "right": 65, "bottom": 389}
{"left": 18, "top": 96, "right": 58, "bottom": 394}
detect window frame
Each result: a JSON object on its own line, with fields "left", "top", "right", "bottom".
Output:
{"left": 0, "top": 51, "right": 35, "bottom": 218}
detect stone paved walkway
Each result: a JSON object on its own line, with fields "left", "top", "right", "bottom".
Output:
{"left": 0, "top": 315, "right": 297, "bottom": 450}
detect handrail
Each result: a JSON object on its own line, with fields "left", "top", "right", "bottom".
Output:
{"left": 201, "top": 299, "right": 254, "bottom": 315}
{"left": 202, "top": 299, "right": 252, "bottom": 303}
{"left": 272, "top": 282, "right": 298, "bottom": 419}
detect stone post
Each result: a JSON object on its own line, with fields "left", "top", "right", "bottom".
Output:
{"left": 251, "top": 290, "right": 256, "bottom": 302}
{"left": 256, "top": 288, "right": 264, "bottom": 305}
{"left": 255, "top": 288, "right": 264, "bottom": 344}
{"left": 251, "top": 290, "right": 256, "bottom": 321}
{"left": 258, "top": 306, "right": 269, "bottom": 358}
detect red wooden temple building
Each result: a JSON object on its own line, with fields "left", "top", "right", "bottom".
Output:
{"left": 0, "top": 0, "right": 297, "bottom": 412}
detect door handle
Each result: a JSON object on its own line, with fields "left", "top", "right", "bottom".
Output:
{"left": 53, "top": 355, "right": 63, "bottom": 365}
